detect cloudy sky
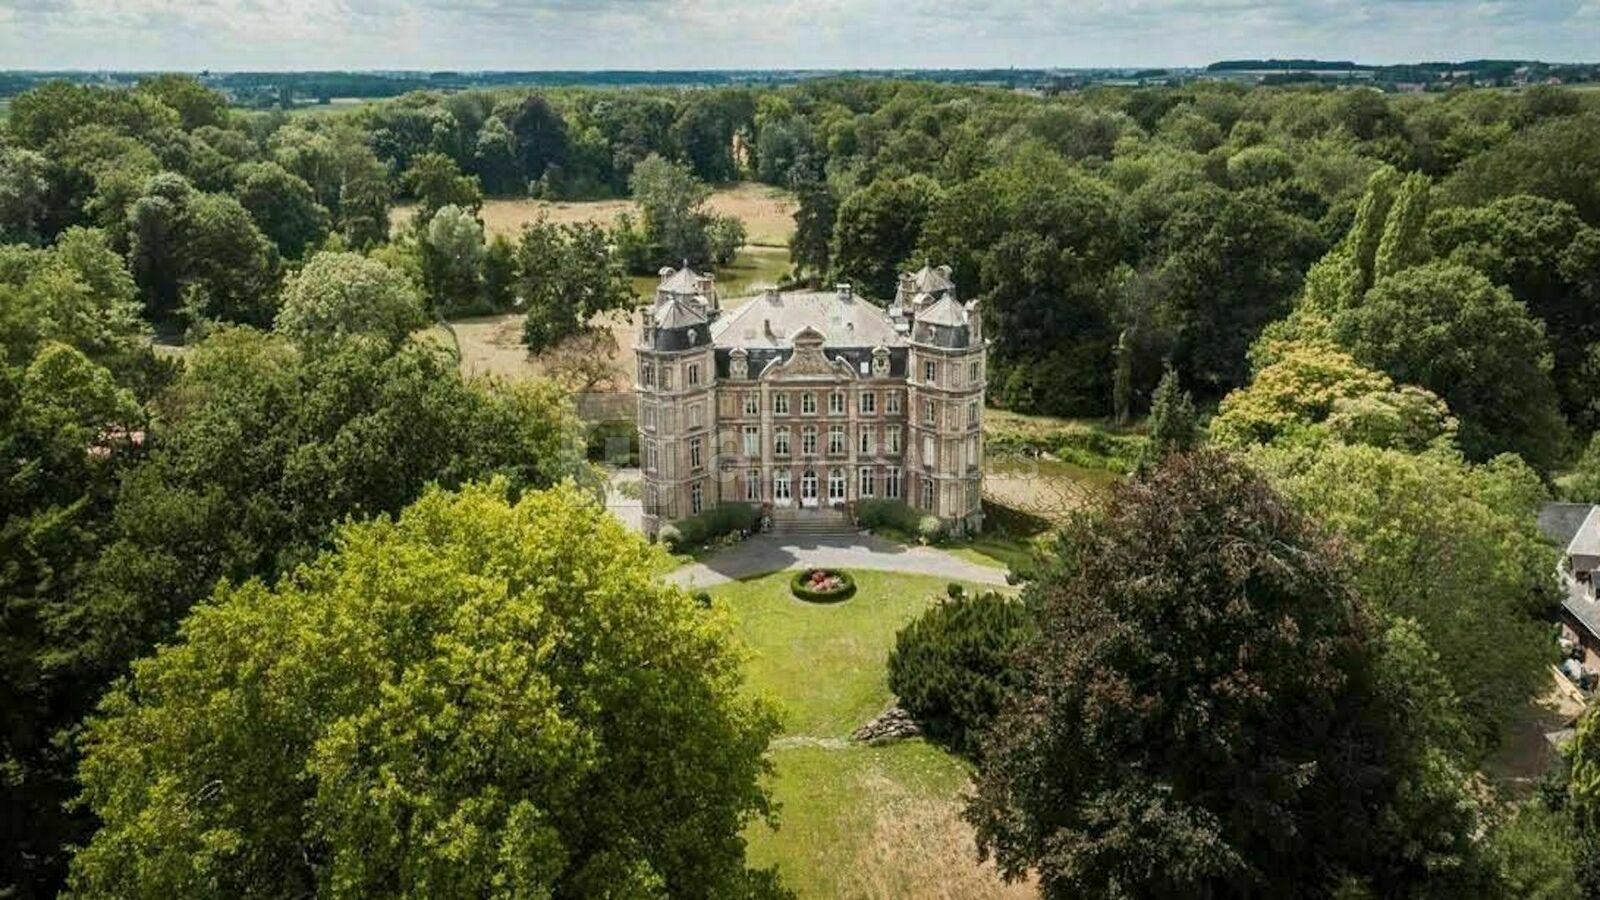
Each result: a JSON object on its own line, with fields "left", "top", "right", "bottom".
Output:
{"left": 0, "top": 0, "right": 1597, "bottom": 71}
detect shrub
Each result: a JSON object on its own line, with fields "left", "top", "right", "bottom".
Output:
{"left": 917, "top": 515, "right": 946, "bottom": 544}
{"left": 887, "top": 590, "right": 1035, "bottom": 756}
{"left": 789, "top": 568, "right": 857, "bottom": 603}
{"left": 656, "top": 523, "right": 685, "bottom": 550}
{"left": 857, "top": 499, "right": 922, "bottom": 533}
{"left": 663, "top": 503, "right": 760, "bottom": 550}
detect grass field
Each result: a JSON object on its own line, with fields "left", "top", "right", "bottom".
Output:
{"left": 394, "top": 181, "right": 799, "bottom": 247}
{"left": 712, "top": 570, "right": 1029, "bottom": 898}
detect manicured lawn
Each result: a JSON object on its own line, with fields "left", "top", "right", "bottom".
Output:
{"left": 710, "top": 570, "right": 1027, "bottom": 898}
{"left": 942, "top": 534, "right": 1038, "bottom": 573}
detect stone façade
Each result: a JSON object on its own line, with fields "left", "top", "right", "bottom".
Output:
{"left": 634, "top": 263, "right": 986, "bottom": 538}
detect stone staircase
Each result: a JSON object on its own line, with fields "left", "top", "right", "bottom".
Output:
{"left": 768, "top": 506, "right": 857, "bottom": 537}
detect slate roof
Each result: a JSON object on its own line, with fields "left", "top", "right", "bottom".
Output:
{"left": 1572, "top": 505, "right": 1600, "bottom": 558}
{"left": 711, "top": 291, "right": 903, "bottom": 350}
{"left": 908, "top": 264, "right": 955, "bottom": 294}
{"left": 1540, "top": 502, "right": 1597, "bottom": 547}
{"left": 916, "top": 294, "right": 968, "bottom": 328}
{"left": 653, "top": 295, "right": 707, "bottom": 329}
{"left": 657, "top": 266, "right": 706, "bottom": 295}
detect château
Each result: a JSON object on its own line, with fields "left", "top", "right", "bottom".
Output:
{"left": 635, "top": 264, "right": 986, "bottom": 537}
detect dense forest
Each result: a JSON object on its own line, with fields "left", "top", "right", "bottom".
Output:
{"left": 6, "top": 72, "right": 1600, "bottom": 896}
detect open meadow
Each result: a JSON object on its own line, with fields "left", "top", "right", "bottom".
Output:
{"left": 713, "top": 569, "right": 1032, "bottom": 900}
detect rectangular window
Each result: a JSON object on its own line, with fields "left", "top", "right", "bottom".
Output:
{"left": 692, "top": 482, "right": 704, "bottom": 514}
{"left": 887, "top": 425, "right": 902, "bottom": 454}
{"left": 923, "top": 360, "right": 937, "bottom": 384}
{"left": 968, "top": 360, "right": 979, "bottom": 383}
{"left": 923, "top": 398, "right": 935, "bottom": 425}
{"left": 641, "top": 402, "right": 656, "bottom": 430}
{"left": 829, "top": 391, "right": 845, "bottom": 415}
{"left": 968, "top": 401, "right": 978, "bottom": 427}
{"left": 690, "top": 438, "right": 703, "bottom": 470}
{"left": 828, "top": 425, "right": 845, "bottom": 455}
{"left": 886, "top": 466, "right": 901, "bottom": 500}
{"left": 801, "top": 393, "right": 817, "bottom": 415}
{"left": 746, "top": 468, "right": 761, "bottom": 502}
{"left": 774, "top": 470, "right": 791, "bottom": 500}
{"left": 688, "top": 363, "right": 701, "bottom": 386}
{"left": 774, "top": 393, "right": 789, "bottom": 415}
{"left": 828, "top": 469, "right": 846, "bottom": 501}
{"left": 923, "top": 434, "right": 935, "bottom": 467}
{"left": 775, "top": 426, "right": 790, "bottom": 456}
{"left": 921, "top": 478, "right": 935, "bottom": 511}
{"left": 641, "top": 362, "right": 655, "bottom": 387}
{"left": 967, "top": 434, "right": 979, "bottom": 470}
{"left": 860, "top": 392, "right": 876, "bottom": 414}
{"left": 645, "top": 440, "right": 658, "bottom": 472}
{"left": 859, "top": 467, "right": 876, "bottom": 498}
{"left": 744, "top": 393, "right": 759, "bottom": 416}
{"left": 802, "top": 426, "right": 818, "bottom": 455}
{"left": 887, "top": 391, "right": 901, "bottom": 414}
{"left": 743, "top": 426, "right": 759, "bottom": 457}
{"left": 859, "top": 429, "right": 874, "bottom": 455}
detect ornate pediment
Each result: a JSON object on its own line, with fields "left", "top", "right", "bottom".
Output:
{"left": 762, "top": 326, "right": 856, "bottom": 382}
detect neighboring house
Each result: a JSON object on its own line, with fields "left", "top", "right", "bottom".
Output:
{"left": 1543, "top": 502, "right": 1600, "bottom": 667}
{"left": 634, "top": 264, "right": 986, "bottom": 538}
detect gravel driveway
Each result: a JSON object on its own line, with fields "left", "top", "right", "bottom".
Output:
{"left": 665, "top": 532, "right": 1012, "bottom": 589}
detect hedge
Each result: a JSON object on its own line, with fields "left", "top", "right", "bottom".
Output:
{"left": 660, "top": 503, "right": 762, "bottom": 551}
{"left": 789, "top": 568, "right": 857, "bottom": 603}
{"left": 857, "top": 499, "right": 923, "bottom": 533}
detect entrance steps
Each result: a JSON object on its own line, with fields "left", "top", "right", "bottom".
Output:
{"left": 769, "top": 506, "right": 857, "bottom": 537}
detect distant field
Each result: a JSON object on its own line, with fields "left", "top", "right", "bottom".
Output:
{"left": 394, "top": 182, "right": 799, "bottom": 247}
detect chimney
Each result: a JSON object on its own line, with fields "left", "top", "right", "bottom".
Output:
{"left": 763, "top": 288, "right": 781, "bottom": 305}
{"left": 763, "top": 319, "right": 777, "bottom": 342}
{"left": 836, "top": 283, "right": 853, "bottom": 303}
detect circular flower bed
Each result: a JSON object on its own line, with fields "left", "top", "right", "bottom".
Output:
{"left": 790, "top": 568, "right": 857, "bottom": 603}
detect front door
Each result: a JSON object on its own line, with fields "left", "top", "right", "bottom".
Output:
{"left": 801, "top": 469, "right": 819, "bottom": 508}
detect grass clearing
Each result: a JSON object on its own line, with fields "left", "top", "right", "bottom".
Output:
{"left": 394, "top": 181, "right": 799, "bottom": 246}
{"left": 712, "top": 570, "right": 1025, "bottom": 897}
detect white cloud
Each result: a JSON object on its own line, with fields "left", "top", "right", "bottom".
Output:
{"left": 0, "top": 0, "right": 1593, "bottom": 69}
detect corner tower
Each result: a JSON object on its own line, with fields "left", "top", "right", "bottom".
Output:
{"left": 897, "top": 265, "right": 985, "bottom": 536}
{"left": 636, "top": 266, "right": 719, "bottom": 536}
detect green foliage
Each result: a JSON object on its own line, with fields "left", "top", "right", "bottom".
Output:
{"left": 886, "top": 590, "right": 1033, "bottom": 755}
{"left": 789, "top": 568, "right": 857, "bottom": 603}
{"left": 968, "top": 451, "right": 1496, "bottom": 899}
{"left": 1564, "top": 432, "right": 1600, "bottom": 503}
{"left": 1443, "top": 113, "right": 1600, "bottom": 225}
{"left": 1252, "top": 441, "right": 1557, "bottom": 747}
{"left": 1141, "top": 366, "right": 1198, "bottom": 462}
{"left": 403, "top": 151, "right": 483, "bottom": 221}
{"left": 69, "top": 482, "right": 784, "bottom": 898}
{"left": 232, "top": 160, "right": 330, "bottom": 259}
{"left": 516, "top": 217, "right": 633, "bottom": 352}
{"left": 1333, "top": 261, "right": 1567, "bottom": 470}
{"left": 625, "top": 153, "right": 743, "bottom": 270}
{"left": 273, "top": 250, "right": 427, "bottom": 353}
{"left": 832, "top": 174, "right": 939, "bottom": 299}
{"left": 854, "top": 498, "right": 923, "bottom": 534}
{"left": 916, "top": 515, "right": 946, "bottom": 544}
{"left": 662, "top": 503, "right": 762, "bottom": 551}
{"left": 420, "top": 203, "right": 488, "bottom": 315}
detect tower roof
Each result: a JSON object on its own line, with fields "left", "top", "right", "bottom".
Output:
{"left": 657, "top": 265, "right": 706, "bottom": 295}
{"left": 915, "top": 294, "right": 968, "bottom": 328}
{"left": 653, "top": 295, "right": 707, "bottom": 329}
{"left": 908, "top": 264, "right": 955, "bottom": 295}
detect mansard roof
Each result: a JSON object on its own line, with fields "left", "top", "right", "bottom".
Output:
{"left": 915, "top": 294, "right": 968, "bottom": 328}
{"left": 652, "top": 295, "right": 707, "bottom": 329}
{"left": 657, "top": 265, "right": 706, "bottom": 295}
{"left": 711, "top": 290, "right": 903, "bottom": 350}
{"left": 908, "top": 264, "right": 955, "bottom": 294}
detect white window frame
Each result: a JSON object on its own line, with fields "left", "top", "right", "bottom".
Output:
{"left": 774, "top": 393, "right": 790, "bottom": 415}
{"left": 829, "top": 391, "right": 845, "bottom": 415}
{"left": 641, "top": 361, "right": 655, "bottom": 387}
{"left": 923, "top": 360, "right": 937, "bottom": 384}
{"left": 828, "top": 425, "right": 845, "bottom": 456}
{"left": 645, "top": 440, "right": 658, "bottom": 472}
{"left": 859, "top": 467, "right": 876, "bottom": 498}
{"left": 921, "top": 478, "right": 934, "bottom": 511}
{"left": 828, "top": 468, "right": 846, "bottom": 501}
{"left": 743, "top": 426, "right": 760, "bottom": 457}
{"left": 887, "top": 391, "right": 901, "bottom": 414}
{"left": 802, "top": 425, "right": 818, "bottom": 455}
{"left": 687, "top": 363, "right": 701, "bottom": 386}
{"left": 886, "top": 466, "right": 901, "bottom": 499}
{"left": 774, "top": 470, "right": 792, "bottom": 500}
{"left": 744, "top": 393, "right": 759, "bottom": 416}
{"left": 775, "top": 426, "right": 790, "bottom": 456}
{"left": 692, "top": 481, "right": 704, "bottom": 514}
{"left": 746, "top": 468, "right": 761, "bottom": 502}
{"left": 922, "top": 398, "right": 935, "bottom": 425}
{"left": 642, "top": 402, "right": 656, "bottom": 431}
{"left": 968, "top": 360, "right": 979, "bottom": 383}
{"left": 923, "top": 434, "right": 935, "bottom": 467}
{"left": 801, "top": 393, "right": 817, "bottom": 415}
{"left": 968, "top": 401, "right": 978, "bottom": 427}
{"left": 859, "top": 429, "right": 874, "bottom": 455}
{"left": 887, "top": 425, "right": 902, "bottom": 454}
{"left": 690, "top": 437, "right": 703, "bottom": 470}
{"left": 860, "top": 392, "right": 876, "bottom": 414}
